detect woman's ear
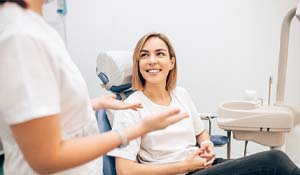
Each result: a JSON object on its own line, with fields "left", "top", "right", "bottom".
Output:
{"left": 170, "top": 57, "right": 175, "bottom": 70}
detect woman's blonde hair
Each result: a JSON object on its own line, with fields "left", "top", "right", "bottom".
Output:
{"left": 132, "top": 32, "right": 177, "bottom": 91}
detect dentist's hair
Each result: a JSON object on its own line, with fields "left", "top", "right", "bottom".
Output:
{"left": 132, "top": 32, "right": 177, "bottom": 91}
{"left": 0, "top": 0, "right": 28, "bottom": 8}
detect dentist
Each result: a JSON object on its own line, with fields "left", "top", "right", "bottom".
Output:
{"left": 0, "top": 0, "right": 187, "bottom": 174}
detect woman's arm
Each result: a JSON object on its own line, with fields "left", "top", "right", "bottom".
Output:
{"left": 11, "top": 109, "right": 187, "bottom": 174}
{"left": 196, "top": 130, "right": 215, "bottom": 167}
{"left": 196, "top": 129, "right": 210, "bottom": 145}
{"left": 116, "top": 149, "right": 206, "bottom": 175}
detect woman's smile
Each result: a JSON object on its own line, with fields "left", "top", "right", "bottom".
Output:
{"left": 146, "top": 69, "right": 162, "bottom": 74}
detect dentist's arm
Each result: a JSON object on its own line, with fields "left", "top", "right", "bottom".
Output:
{"left": 91, "top": 94, "right": 143, "bottom": 111}
{"left": 11, "top": 109, "right": 187, "bottom": 174}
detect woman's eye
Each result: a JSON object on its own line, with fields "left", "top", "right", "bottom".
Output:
{"left": 140, "top": 53, "right": 148, "bottom": 58}
{"left": 157, "top": 52, "right": 165, "bottom": 57}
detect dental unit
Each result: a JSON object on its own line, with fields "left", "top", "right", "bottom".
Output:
{"left": 217, "top": 4, "right": 300, "bottom": 166}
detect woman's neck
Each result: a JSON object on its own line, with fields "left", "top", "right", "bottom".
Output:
{"left": 143, "top": 84, "right": 171, "bottom": 106}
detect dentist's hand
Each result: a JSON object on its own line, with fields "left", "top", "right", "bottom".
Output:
{"left": 140, "top": 108, "right": 188, "bottom": 133}
{"left": 91, "top": 94, "right": 143, "bottom": 111}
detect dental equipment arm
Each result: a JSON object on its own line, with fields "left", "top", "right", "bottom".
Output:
{"left": 296, "top": 4, "right": 300, "bottom": 21}
{"left": 276, "top": 6, "right": 298, "bottom": 102}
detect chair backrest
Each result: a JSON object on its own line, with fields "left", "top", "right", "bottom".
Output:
{"left": 96, "top": 51, "right": 133, "bottom": 175}
{"left": 95, "top": 110, "right": 116, "bottom": 175}
{"left": 96, "top": 51, "right": 133, "bottom": 95}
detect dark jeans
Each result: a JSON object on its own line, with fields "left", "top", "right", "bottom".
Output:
{"left": 188, "top": 150, "right": 300, "bottom": 175}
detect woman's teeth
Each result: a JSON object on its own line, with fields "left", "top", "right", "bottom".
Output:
{"left": 147, "top": 69, "right": 160, "bottom": 73}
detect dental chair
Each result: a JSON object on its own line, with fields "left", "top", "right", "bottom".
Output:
{"left": 95, "top": 51, "right": 133, "bottom": 175}
{"left": 95, "top": 51, "right": 230, "bottom": 174}
{"left": 95, "top": 110, "right": 116, "bottom": 175}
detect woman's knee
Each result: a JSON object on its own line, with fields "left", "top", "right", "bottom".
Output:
{"left": 267, "top": 150, "right": 300, "bottom": 174}
{"left": 265, "top": 150, "right": 295, "bottom": 169}
{"left": 252, "top": 150, "right": 285, "bottom": 167}
{"left": 267, "top": 150, "right": 286, "bottom": 160}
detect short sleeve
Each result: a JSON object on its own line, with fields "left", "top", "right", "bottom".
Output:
{"left": 0, "top": 33, "right": 60, "bottom": 125}
{"left": 178, "top": 87, "right": 204, "bottom": 135}
{"left": 107, "top": 109, "right": 141, "bottom": 161}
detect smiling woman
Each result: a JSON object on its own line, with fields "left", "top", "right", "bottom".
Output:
{"left": 107, "top": 32, "right": 300, "bottom": 175}
{"left": 138, "top": 37, "right": 175, "bottom": 96}
{"left": 132, "top": 33, "right": 177, "bottom": 92}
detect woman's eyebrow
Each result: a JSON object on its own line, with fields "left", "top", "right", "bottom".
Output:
{"left": 156, "top": 48, "right": 167, "bottom": 52}
{"left": 140, "top": 50, "right": 149, "bottom": 53}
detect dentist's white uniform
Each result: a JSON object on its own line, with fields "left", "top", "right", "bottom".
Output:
{"left": 0, "top": 3, "right": 101, "bottom": 175}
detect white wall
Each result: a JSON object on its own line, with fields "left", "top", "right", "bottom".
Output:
{"left": 44, "top": 0, "right": 300, "bottom": 158}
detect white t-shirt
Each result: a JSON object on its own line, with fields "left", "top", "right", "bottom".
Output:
{"left": 0, "top": 3, "right": 101, "bottom": 175}
{"left": 108, "top": 87, "right": 204, "bottom": 165}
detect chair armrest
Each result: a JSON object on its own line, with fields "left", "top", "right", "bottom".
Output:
{"left": 198, "top": 113, "right": 218, "bottom": 135}
{"left": 198, "top": 113, "right": 217, "bottom": 120}
{"left": 198, "top": 113, "right": 229, "bottom": 148}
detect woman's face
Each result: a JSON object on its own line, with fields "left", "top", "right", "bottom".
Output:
{"left": 138, "top": 37, "right": 175, "bottom": 88}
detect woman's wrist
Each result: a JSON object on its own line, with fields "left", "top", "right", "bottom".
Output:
{"left": 200, "top": 140, "right": 214, "bottom": 148}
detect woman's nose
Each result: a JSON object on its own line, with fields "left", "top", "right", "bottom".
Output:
{"left": 148, "top": 54, "right": 157, "bottom": 64}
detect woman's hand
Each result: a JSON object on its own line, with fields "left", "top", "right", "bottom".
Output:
{"left": 181, "top": 149, "right": 207, "bottom": 173}
{"left": 140, "top": 108, "right": 188, "bottom": 133}
{"left": 91, "top": 94, "right": 143, "bottom": 111}
{"left": 200, "top": 143, "right": 216, "bottom": 168}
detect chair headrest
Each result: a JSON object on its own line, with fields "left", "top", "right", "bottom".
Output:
{"left": 96, "top": 51, "right": 133, "bottom": 94}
